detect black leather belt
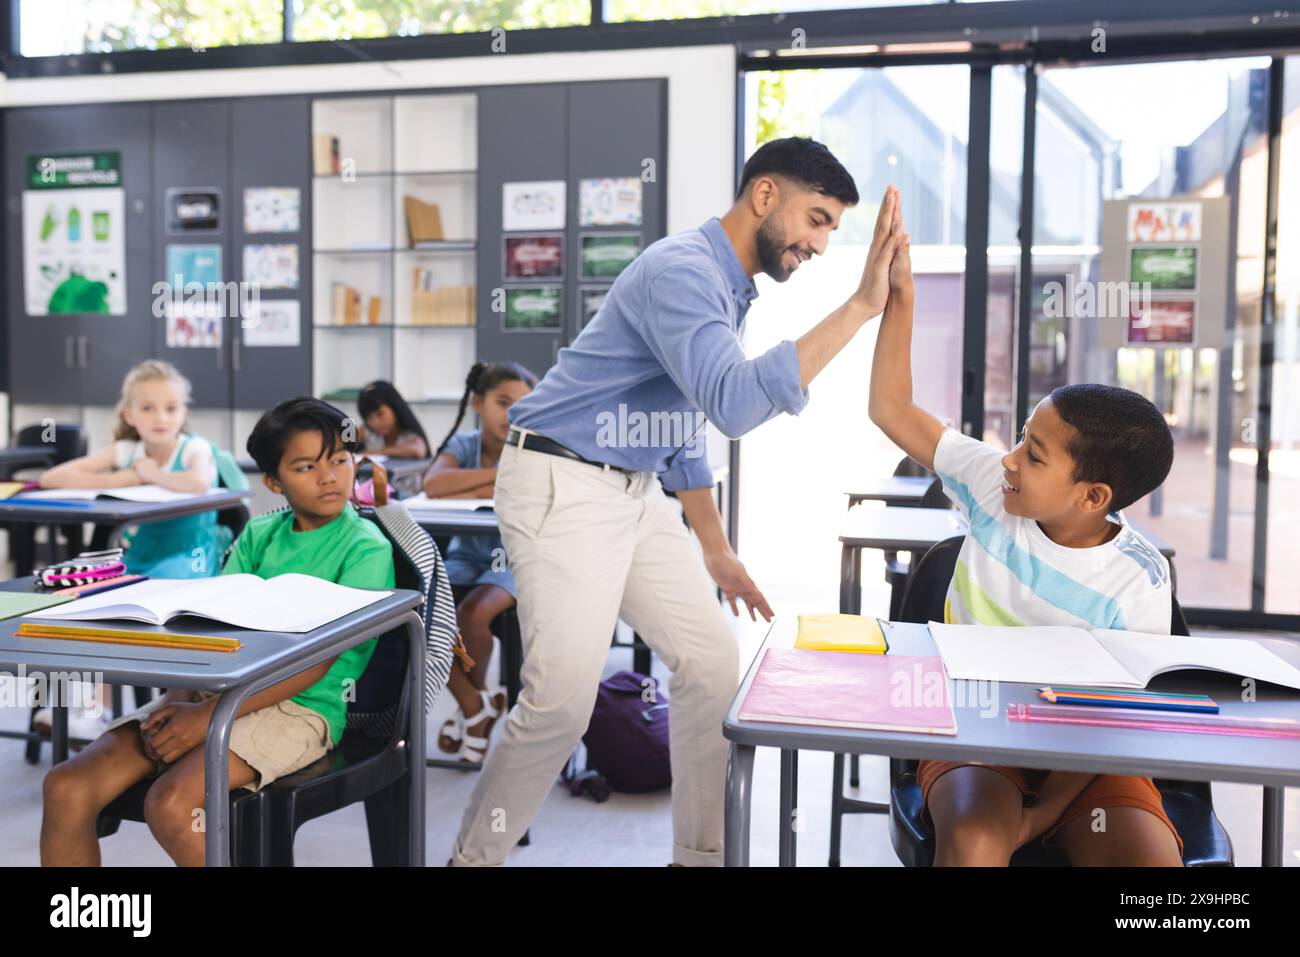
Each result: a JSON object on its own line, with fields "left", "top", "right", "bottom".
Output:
{"left": 507, "top": 428, "right": 634, "bottom": 474}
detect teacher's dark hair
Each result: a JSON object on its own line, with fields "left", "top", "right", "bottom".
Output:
{"left": 247, "top": 396, "right": 362, "bottom": 478}
{"left": 737, "top": 137, "right": 859, "bottom": 206}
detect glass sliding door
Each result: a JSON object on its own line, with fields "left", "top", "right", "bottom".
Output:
{"left": 737, "top": 65, "right": 970, "bottom": 612}
{"left": 1030, "top": 58, "right": 1273, "bottom": 615}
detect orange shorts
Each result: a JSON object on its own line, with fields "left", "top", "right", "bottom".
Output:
{"left": 917, "top": 760, "right": 1183, "bottom": 858}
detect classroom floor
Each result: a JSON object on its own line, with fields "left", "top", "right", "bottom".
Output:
{"left": 1, "top": 594, "right": 1298, "bottom": 867}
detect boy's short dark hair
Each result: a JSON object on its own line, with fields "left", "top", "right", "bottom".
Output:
{"left": 247, "top": 396, "right": 361, "bottom": 478}
{"left": 1049, "top": 384, "right": 1174, "bottom": 512}
{"left": 736, "top": 137, "right": 859, "bottom": 206}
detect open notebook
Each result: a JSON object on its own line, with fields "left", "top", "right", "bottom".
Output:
{"left": 16, "top": 486, "right": 228, "bottom": 504}
{"left": 400, "top": 493, "right": 493, "bottom": 511}
{"left": 27, "top": 574, "right": 391, "bottom": 633}
{"left": 928, "top": 622, "right": 1300, "bottom": 690}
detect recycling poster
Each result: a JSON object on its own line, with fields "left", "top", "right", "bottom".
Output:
{"left": 23, "top": 151, "right": 127, "bottom": 315}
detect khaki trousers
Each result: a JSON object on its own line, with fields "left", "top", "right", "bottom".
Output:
{"left": 452, "top": 439, "right": 738, "bottom": 866}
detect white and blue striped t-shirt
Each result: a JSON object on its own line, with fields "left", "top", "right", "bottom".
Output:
{"left": 933, "top": 428, "right": 1172, "bottom": 635}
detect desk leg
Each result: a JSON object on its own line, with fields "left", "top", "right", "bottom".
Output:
{"left": 404, "top": 612, "right": 427, "bottom": 867}
{"left": 204, "top": 688, "right": 249, "bottom": 867}
{"left": 1262, "top": 787, "right": 1285, "bottom": 867}
{"left": 51, "top": 702, "right": 69, "bottom": 765}
{"left": 724, "top": 743, "right": 755, "bottom": 867}
{"left": 779, "top": 749, "right": 799, "bottom": 867}
{"left": 839, "top": 545, "right": 861, "bottom": 616}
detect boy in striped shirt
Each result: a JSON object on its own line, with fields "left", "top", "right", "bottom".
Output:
{"left": 868, "top": 201, "right": 1182, "bottom": 866}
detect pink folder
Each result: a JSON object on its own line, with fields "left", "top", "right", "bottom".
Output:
{"left": 739, "top": 648, "right": 958, "bottom": 735}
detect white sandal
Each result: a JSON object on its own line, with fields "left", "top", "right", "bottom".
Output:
{"left": 437, "top": 712, "right": 465, "bottom": 754}
{"left": 456, "top": 689, "right": 506, "bottom": 765}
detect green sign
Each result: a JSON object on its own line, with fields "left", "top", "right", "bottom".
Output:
{"left": 26, "top": 152, "right": 122, "bottom": 190}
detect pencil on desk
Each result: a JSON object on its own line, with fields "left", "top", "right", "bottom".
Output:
{"left": 16, "top": 623, "right": 242, "bottom": 652}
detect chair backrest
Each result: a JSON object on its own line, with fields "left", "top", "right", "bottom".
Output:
{"left": 15, "top": 423, "right": 86, "bottom": 464}
{"left": 893, "top": 456, "right": 932, "bottom": 479}
{"left": 919, "top": 477, "right": 952, "bottom": 510}
{"left": 897, "top": 535, "right": 965, "bottom": 624}
{"left": 345, "top": 508, "right": 430, "bottom": 741}
{"left": 212, "top": 448, "right": 251, "bottom": 492}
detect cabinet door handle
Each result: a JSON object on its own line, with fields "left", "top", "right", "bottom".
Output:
{"left": 232, "top": 335, "right": 241, "bottom": 372}
{"left": 216, "top": 338, "right": 224, "bottom": 371}
{"left": 65, "top": 335, "right": 74, "bottom": 368}
{"left": 78, "top": 335, "right": 89, "bottom": 369}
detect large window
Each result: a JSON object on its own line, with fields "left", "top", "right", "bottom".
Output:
{"left": 1032, "top": 59, "right": 1276, "bottom": 614}
{"left": 291, "top": 1, "right": 589, "bottom": 41}
{"left": 604, "top": 0, "right": 940, "bottom": 21}
{"left": 738, "top": 65, "right": 969, "bottom": 613}
{"left": 19, "top": 0, "right": 284, "bottom": 55}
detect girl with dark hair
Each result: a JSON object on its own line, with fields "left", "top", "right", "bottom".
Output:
{"left": 424, "top": 361, "right": 536, "bottom": 764}
{"left": 358, "top": 380, "right": 430, "bottom": 460}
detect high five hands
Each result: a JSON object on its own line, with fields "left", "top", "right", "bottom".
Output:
{"left": 855, "top": 184, "right": 913, "bottom": 315}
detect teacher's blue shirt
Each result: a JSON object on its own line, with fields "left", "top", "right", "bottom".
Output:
{"left": 508, "top": 217, "right": 809, "bottom": 491}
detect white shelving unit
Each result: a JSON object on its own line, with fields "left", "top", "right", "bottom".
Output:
{"left": 312, "top": 92, "right": 478, "bottom": 445}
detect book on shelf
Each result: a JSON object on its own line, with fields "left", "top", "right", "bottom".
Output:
{"left": 403, "top": 195, "right": 444, "bottom": 244}
{"left": 332, "top": 282, "right": 363, "bottom": 325}
{"left": 367, "top": 294, "right": 383, "bottom": 325}
{"left": 410, "top": 272, "right": 474, "bottom": 326}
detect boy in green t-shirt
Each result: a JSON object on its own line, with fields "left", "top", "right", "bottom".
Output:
{"left": 41, "top": 397, "right": 394, "bottom": 867}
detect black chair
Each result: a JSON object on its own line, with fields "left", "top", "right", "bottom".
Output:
{"left": 96, "top": 508, "right": 437, "bottom": 865}
{"left": 883, "top": 535, "right": 1234, "bottom": 867}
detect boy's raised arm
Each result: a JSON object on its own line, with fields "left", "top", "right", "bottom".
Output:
{"left": 867, "top": 222, "right": 947, "bottom": 473}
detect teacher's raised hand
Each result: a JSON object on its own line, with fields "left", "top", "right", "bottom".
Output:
{"left": 852, "top": 185, "right": 903, "bottom": 318}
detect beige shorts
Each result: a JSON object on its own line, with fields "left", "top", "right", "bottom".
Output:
{"left": 103, "top": 690, "right": 332, "bottom": 792}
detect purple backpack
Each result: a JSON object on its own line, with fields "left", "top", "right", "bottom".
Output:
{"left": 580, "top": 671, "right": 671, "bottom": 793}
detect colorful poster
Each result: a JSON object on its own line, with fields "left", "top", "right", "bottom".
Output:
{"left": 161, "top": 245, "right": 225, "bottom": 348}
{"left": 579, "top": 285, "right": 611, "bottom": 329}
{"left": 579, "top": 177, "right": 643, "bottom": 227}
{"left": 504, "top": 287, "right": 562, "bottom": 331}
{"left": 243, "top": 243, "right": 299, "bottom": 290}
{"left": 502, "top": 180, "right": 565, "bottom": 231}
{"left": 1129, "top": 246, "right": 1197, "bottom": 291}
{"left": 504, "top": 234, "right": 563, "bottom": 279}
{"left": 165, "top": 188, "right": 221, "bottom": 234}
{"left": 1127, "top": 299, "right": 1196, "bottom": 345}
{"left": 165, "top": 244, "right": 222, "bottom": 289}
{"left": 244, "top": 187, "right": 301, "bottom": 234}
{"left": 242, "top": 299, "right": 301, "bottom": 347}
{"left": 23, "top": 151, "right": 127, "bottom": 316}
{"left": 166, "top": 311, "right": 222, "bottom": 349}
{"left": 1128, "top": 202, "right": 1202, "bottom": 243}
{"left": 580, "top": 233, "right": 641, "bottom": 280}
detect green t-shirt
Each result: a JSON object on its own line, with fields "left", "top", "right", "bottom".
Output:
{"left": 222, "top": 504, "right": 395, "bottom": 745}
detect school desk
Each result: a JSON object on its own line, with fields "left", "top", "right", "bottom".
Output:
{"left": 0, "top": 489, "right": 249, "bottom": 577}
{"left": 723, "top": 617, "right": 1300, "bottom": 866}
{"left": 844, "top": 475, "right": 936, "bottom": 509}
{"left": 0, "top": 581, "right": 426, "bottom": 867}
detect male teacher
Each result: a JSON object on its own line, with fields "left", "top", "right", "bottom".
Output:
{"left": 452, "top": 137, "right": 903, "bottom": 866}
